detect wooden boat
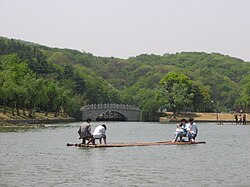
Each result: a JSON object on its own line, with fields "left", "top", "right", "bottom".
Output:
{"left": 66, "top": 141, "right": 206, "bottom": 148}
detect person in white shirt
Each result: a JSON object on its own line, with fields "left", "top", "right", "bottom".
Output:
{"left": 93, "top": 124, "right": 107, "bottom": 144}
{"left": 172, "top": 119, "right": 188, "bottom": 142}
{"left": 186, "top": 118, "right": 198, "bottom": 142}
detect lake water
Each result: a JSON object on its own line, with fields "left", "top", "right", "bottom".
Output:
{"left": 1, "top": 122, "right": 250, "bottom": 186}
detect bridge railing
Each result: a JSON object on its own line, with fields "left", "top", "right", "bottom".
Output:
{"left": 80, "top": 103, "right": 140, "bottom": 111}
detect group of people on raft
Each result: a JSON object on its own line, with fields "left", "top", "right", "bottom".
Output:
{"left": 78, "top": 118, "right": 107, "bottom": 145}
{"left": 78, "top": 117, "right": 198, "bottom": 145}
{"left": 172, "top": 118, "right": 198, "bottom": 143}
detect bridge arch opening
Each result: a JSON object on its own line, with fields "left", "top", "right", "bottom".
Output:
{"left": 96, "top": 110, "right": 127, "bottom": 121}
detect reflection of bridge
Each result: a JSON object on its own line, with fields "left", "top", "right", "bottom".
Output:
{"left": 80, "top": 104, "right": 141, "bottom": 121}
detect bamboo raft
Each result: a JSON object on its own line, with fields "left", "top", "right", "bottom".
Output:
{"left": 66, "top": 141, "right": 206, "bottom": 148}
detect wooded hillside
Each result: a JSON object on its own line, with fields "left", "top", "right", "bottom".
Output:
{"left": 1, "top": 37, "right": 250, "bottom": 121}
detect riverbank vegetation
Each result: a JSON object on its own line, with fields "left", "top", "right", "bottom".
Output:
{"left": 1, "top": 37, "right": 250, "bottom": 121}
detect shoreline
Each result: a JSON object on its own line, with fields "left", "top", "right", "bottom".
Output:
{"left": 160, "top": 118, "right": 249, "bottom": 125}
{"left": 159, "top": 112, "right": 249, "bottom": 124}
{"left": 0, "top": 118, "right": 76, "bottom": 131}
{"left": 1, "top": 112, "right": 249, "bottom": 125}
{"left": 0, "top": 118, "right": 76, "bottom": 125}
{"left": 0, "top": 110, "right": 76, "bottom": 126}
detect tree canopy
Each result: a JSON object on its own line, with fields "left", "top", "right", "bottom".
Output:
{"left": 1, "top": 36, "right": 250, "bottom": 121}
{"left": 158, "top": 72, "right": 209, "bottom": 113}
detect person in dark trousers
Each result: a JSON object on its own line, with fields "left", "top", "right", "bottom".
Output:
{"left": 243, "top": 114, "right": 246, "bottom": 125}
{"left": 78, "top": 118, "right": 93, "bottom": 144}
{"left": 239, "top": 114, "right": 243, "bottom": 125}
{"left": 234, "top": 114, "right": 238, "bottom": 124}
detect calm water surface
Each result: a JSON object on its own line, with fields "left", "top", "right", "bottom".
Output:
{"left": 1, "top": 122, "right": 250, "bottom": 186}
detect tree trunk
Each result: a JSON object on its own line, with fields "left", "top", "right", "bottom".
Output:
{"left": 45, "top": 100, "right": 52, "bottom": 116}
{"left": 54, "top": 110, "right": 58, "bottom": 117}
{"left": 28, "top": 109, "right": 32, "bottom": 118}
{"left": 45, "top": 105, "right": 49, "bottom": 116}
{"left": 11, "top": 107, "right": 15, "bottom": 116}
{"left": 173, "top": 111, "right": 176, "bottom": 118}
{"left": 28, "top": 102, "right": 33, "bottom": 118}
{"left": 32, "top": 108, "right": 36, "bottom": 117}
{"left": 54, "top": 106, "right": 60, "bottom": 117}
{"left": 3, "top": 101, "right": 6, "bottom": 114}
{"left": 16, "top": 102, "right": 20, "bottom": 116}
{"left": 23, "top": 107, "right": 26, "bottom": 116}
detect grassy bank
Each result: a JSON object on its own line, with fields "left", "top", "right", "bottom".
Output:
{"left": 0, "top": 122, "right": 47, "bottom": 132}
{"left": 160, "top": 112, "right": 249, "bottom": 123}
{"left": 0, "top": 109, "right": 71, "bottom": 120}
{"left": 0, "top": 108, "right": 75, "bottom": 129}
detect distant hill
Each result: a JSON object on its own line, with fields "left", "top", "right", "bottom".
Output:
{"left": 1, "top": 36, "right": 250, "bottom": 121}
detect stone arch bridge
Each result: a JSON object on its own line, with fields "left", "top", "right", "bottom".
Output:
{"left": 80, "top": 104, "right": 141, "bottom": 121}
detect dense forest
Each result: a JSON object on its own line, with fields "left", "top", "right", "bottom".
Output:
{"left": 1, "top": 37, "right": 250, "bottom": 121}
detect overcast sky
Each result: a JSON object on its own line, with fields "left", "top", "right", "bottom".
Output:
{"left": 1, "top": 0, "right": 250, "bottom": 61}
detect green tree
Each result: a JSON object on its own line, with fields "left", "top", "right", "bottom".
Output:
{"left": 43, "top": 81, "right": 60, "bottom": 116}
{"left": 240, "top": 75, "right": 250, "bottom": 111}
{"left": 25, "top": 78, "right": 46, "bottom": 117}
{"left": 0, "top": 54, "right": 34, "bottom": 115}
{"left": 158, "top": 72, "right": 207, "bottom": 113}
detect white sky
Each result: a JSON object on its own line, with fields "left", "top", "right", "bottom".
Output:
{"left": 1, "top": 0, "right": 250, "bottom": 61}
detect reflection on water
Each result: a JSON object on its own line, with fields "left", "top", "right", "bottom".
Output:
{"left": 1, "top": 122, "right": 250, "bottom": 186}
